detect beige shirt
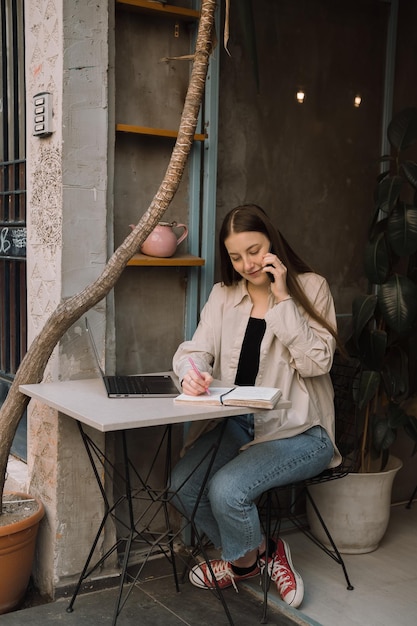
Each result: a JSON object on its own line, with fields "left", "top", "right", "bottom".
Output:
{"left": 173, "top": 273, "right": 341, "bottom": 468}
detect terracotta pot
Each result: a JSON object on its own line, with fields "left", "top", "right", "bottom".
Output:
{"left": 0, "top": 492, "right": 45, "bottom": 614}
{"left": 306, "top": 456, "right": 402, "bottom": 554}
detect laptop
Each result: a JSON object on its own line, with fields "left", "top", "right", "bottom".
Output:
{"left": 85, "top": 318, "right": 180, "bottom": 398}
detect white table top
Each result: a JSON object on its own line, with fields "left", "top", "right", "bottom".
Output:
{"left": 19, "top": 378, "right": 291, "bottom": 433}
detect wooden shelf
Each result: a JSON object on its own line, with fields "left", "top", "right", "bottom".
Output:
{"left": 116, "top": 0, "right": 200, "bottom": 20}
{"left": 127, "top": 253, "right": 205, "bottom": 267}
{"left": 116, "top": 124, "right": 207, "bottom": 142}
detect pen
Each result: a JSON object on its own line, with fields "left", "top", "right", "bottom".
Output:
{"left": 188, "top": 357, "right": 211, "bottom": 395}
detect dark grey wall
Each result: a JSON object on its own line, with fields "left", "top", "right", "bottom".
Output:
{"left": 215, "top": 0, "right": 389, "bottom": 324}
{"left": 113, "top": 7, "right": 192, "bottom": 374}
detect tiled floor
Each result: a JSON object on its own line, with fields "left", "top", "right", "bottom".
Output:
{"left": 1, "top": 502, "right": 415, "bottom": 626}
{"left": 246, "top": 501, "right": 417, "bottom": 626}
{"left": 0, "top": 553, "right": 299, "bottom": 626}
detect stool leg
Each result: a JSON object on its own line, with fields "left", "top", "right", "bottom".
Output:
{"left": 261, "top": 491, "right": 272, "bottom": 624}
{"left": 305, "top": 489, "right": 353, "bottom": 590}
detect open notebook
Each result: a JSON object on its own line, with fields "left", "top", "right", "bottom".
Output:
{"left": 174, "top": 386, "right": 282, "bottom": 410}
{"left": 85, "top": 318, "right": 180, "bottom": 398}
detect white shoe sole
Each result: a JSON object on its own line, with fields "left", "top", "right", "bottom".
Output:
{"left": 189, "top": 563, "right": 214, "bottom": 589}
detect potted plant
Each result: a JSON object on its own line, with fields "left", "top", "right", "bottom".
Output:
{"left": 0, "top": 492, "right": 45, "bottom": 614}
{"left": 307, "top": 106, "right": 417, "bottom": 553}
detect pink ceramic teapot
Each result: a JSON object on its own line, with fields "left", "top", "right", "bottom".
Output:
{"left": 131, "top": 221, "right": 188, "bottom": 258}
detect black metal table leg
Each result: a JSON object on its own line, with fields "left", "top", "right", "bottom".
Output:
{"left": 69, "top": 418, "right": 235, "bottom": 626}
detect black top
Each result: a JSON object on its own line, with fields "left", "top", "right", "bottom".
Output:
{"left": 235, "top": 317, "right": 267, "bottom": 386}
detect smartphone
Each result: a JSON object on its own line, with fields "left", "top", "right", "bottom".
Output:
{"left": 266, "top": 245, "right": 275, "bottom": 282}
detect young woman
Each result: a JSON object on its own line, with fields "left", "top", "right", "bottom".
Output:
{"left": 170, "top": 204, "right": 342, "bottom": 608}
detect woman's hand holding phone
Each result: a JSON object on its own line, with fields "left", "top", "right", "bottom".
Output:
{"left": 262, "top": 249, "right": 291, "bottom": 303}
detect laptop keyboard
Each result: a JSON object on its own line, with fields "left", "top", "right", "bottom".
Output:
{"left": 104, "top": 375, "right": 179, "bottom": 396}
{"left": 105, "top": 376, "right": 147, "bottom": 396}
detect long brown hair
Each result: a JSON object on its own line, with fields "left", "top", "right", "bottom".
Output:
{"left": 219, "top": 204, "right": 344, "bottom": 352}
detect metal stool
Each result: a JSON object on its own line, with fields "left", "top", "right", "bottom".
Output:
{"left": 259, "top": 353, "right": 359, "bottom": 622}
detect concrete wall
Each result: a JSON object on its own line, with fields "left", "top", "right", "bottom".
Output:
{"left": 24, "top": 0, "right": 112, "bottom": 597}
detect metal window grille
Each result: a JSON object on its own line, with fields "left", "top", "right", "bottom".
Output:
{"left": 0, "top": 0, "right": 27, "bottom": 460}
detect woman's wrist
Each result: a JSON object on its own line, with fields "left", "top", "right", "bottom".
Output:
{"left": 274, "top": 295, "right": 292, "bottom": 305}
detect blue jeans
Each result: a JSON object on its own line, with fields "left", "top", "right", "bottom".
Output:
{"left": 170, "top": 416, "right": 334, "bottom": 562}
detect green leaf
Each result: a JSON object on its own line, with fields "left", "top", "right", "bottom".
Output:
{"left": 381, "top": 346, "right": 409, "bottom": 401}
{"left": 378, "top": 274, "right": 417, "bottom": 334}
{"left": 387, "top": 401, "right": 410, "bottom": 428}
{"left": 388, "top": 203, "right": 417, "bottom": 256}
{"left": 364, "top": 233, "right": 391, "bottom": 284}
{"left": 352, "top": 294, "right": 377, "bottom": 343}
{"left": 372, "top": 414, "right": 396, "bottom": 452}
{"left": 388, "top": 107, "right": 417, "bottom": 151}
{"left": 376, "top": 176, "right": 402, "bottom": 213}
{"left": 377, "top": 156, "right": 394, "bottom": 172}
{"left": 355, "top": 370, "right": 380, "bottom": 410}
{"left": 407, "top": 253, "right": 417, "bottom": 282}
{"left": 371, "top": 415, "right": 396, "bottom": 452}
{"left": 357, "top": 328, "right": 387, "bottom": 371}
{"left": 404, "top": 415, "right": 417, "bottom": 444}
{"left": 401, "top": 161, "right": 417, "bottom": 190}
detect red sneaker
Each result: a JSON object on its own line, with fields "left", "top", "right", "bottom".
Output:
{"left": 189, "top": 558, "right": 260, "bottom": 592}
{"left": 261, "top": 539, "right": 304, "bottom": 608}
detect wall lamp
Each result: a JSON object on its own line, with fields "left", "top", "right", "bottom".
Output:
{"left": 296, "top": 89, "right": 306, "bottom": 104}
